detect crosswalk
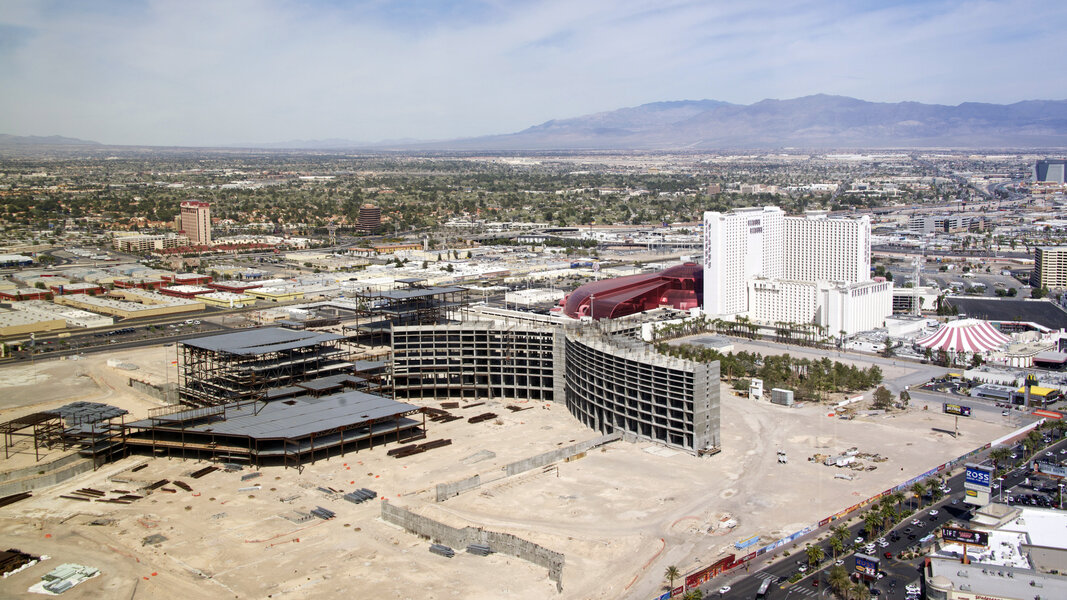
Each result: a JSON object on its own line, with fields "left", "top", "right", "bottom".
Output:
{"left": 752, "top": 570, "right": 821, "bottom": 597}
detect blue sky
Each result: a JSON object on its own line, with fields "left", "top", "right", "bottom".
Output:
{"left": 1, "top": 0, "right": 1065, "bottom": 146}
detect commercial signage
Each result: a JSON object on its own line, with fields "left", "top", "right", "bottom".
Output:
{"left": 942, "top": 527, "right": 989, "bottom": 547}
{"left": 965, "top": 464, "right": 993, "bottom": 489}
{"left": 1035, "top": 461, "right": 1067, "bottom": 479}
{"left": 854, "top": 554, "right": 879, "bottom": 579}
{"left": 944, "top": 403, "right": 972, "bottom": 417}
{"left": 1033, "top": 409, "right": 1062, "bottom": 420}
{"left": 735, "top": 536, "right": 760, "bottom": 550}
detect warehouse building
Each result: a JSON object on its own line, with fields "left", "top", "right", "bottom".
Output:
{"left": 8, "top": 300, "right": 114, "bottom": 329}
{"left": 54, "top": 289, "right": 204, "bottom": 319}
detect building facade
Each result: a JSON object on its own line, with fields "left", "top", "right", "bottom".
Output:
{"left": 390, "top": 320, "right": 720, "bottom": 455}
{"left": 358, "top": 204, "right": 381, "bottom": 232}
{"left": 392, "top": 322, "right": 560, "bottom": 402}
{"left": 563, "top": 332, "right": 719, "bottom": 453}
{"left": 703, "top": 206, "right": 888, "bottom": 334}
{"left": 703, "top": 206, "right": 784, "bottom": 315}
{"left": 1032, "top": 246, "right": 1067, "bottom": 289}
{"left": 113, "top": 233, "right": 190, "bottom": 253}
{"left": 179, "top": 201, "right": 212, "bottom": 246}
{"left": 1034, "top": 158, "right": 1067, "bottom": 184}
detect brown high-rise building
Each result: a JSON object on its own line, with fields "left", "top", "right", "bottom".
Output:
{"left": 358, "top": 204, "right": 381, "bottom": 232}
{"left": 180, "top": 201, "right": 211, "bottom": 246}
{"left": 1032, "top": 246, "right": 1067, "bottom": 289}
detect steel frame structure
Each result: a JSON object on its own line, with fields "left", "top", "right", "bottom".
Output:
{"left": 177, "top": 335, "right": 352, "bottom": 407}
{"left": 122, "top": 399, "right": 425, "bottom": 468}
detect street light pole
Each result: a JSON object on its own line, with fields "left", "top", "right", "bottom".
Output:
{"left": 998, "top": 477, "right": 1004, "bottom": 503}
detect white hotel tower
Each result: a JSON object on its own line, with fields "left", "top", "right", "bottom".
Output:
{"left": 703, "top": 207, "right": 891, "bottom": 336}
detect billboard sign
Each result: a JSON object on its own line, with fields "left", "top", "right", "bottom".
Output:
{"left": 942, "top": 527, "right": 989, "bottom": 547}
{"left": 854, "top": 554, "right": 879, "bottom": 579}
{"left": 965, "top": 464, "right": 993, "bottom": 490}
{"left": 735, "top": 536, "right": 760, "bottom": 550}
{"left": 1035, "top": 462, "right": 1067, "bottom": 479}
{"left": 943, "top": 403, "right": 972, "bottom": 417}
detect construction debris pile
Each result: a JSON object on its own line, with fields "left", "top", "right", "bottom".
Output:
{"left": 809, "top": 447, "right": 888, "bottom": 471}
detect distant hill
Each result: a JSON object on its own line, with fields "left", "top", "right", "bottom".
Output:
{"left": 0, "top": 134, "right": 101, "bottom": 147}
{"left": 412, "top": 95, "right": 1067, "bottom": 150}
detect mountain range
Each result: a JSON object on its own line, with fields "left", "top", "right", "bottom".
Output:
{"left": 6, "top": 95, "right": 1067, "bottom": 151}
{"left": 418, "top": 95, "right": 1067, "bottom": 150}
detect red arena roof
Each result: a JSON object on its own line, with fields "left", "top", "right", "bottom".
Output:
{"left": 562, "top": 263, "right": 702, "bottom": 320}
{"left": 916, "top": 319, "right": 1010, "bottom": 353}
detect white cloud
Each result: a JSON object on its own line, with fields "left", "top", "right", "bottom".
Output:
{"left": 0, "top": 0, "right": 1064, "bottom": 145}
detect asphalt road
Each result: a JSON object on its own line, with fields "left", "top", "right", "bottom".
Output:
{"left": 708, "top": 434, "right": 1067, "bottom": 600}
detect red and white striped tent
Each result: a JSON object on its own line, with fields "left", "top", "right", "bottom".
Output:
{"left": 916, "top": 319, "right": 1010, "bottom": 353}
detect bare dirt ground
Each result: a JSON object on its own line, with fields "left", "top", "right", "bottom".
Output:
{"left": 0, "top": 346, "right": 1015, "bottom": 600}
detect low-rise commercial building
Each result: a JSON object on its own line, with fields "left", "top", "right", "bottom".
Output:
{"left": 197, "top": 291, "right": 253, "bottom": 308}
{"left": 8, "top": 300, "right": 114, "bottom": 328}
{"left": 55, "top": 289, "right": 204, "bottom": 319}
{"left": 112, "top": 233, "right": 189, "bottom": 253}
{"left": 0, "top": 309, "right": 66, "bottom": 336}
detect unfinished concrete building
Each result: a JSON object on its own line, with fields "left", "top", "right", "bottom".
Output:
{"left": 390, "top": 320, "right": 719, "bottom": 456}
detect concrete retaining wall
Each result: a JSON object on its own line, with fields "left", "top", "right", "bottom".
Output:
{"left": 128, "top": 378, "right": 178, "bottom": 403}
{"left": 435, "top": 474, "right": 481, "bottom": 502}
{"left": 0, "top": 457, "right": 94, "bottom": 496}
{"left": 503, "top": 432, "right": 621, "bottom": 477}
{"left": 381, "top": 501, "right": 565, "bottom": 592}
{"left": 0, "top": 452, "right": 84, "bottom": 483}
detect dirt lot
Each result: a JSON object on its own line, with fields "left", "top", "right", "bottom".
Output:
{"left": 0, "top": 343, "right": 1014, "bottom": 600}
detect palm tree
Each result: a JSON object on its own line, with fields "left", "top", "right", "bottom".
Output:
{"left": 863, "top": 510, "right": 882, "bottom": 540}
{"left": 911, "top": 482, "right": 927, "bottom": 510}
{"left": 828, "top": 565, "right": 850, "bottom": 597}
{"left": 849, "top": 582, "right": 871, "bottom": 600}
{"left": 806, "top": 544, "right": 825, "bottom": 569}
{"left": 682, "top": 590, "right": 703, "bottom": 600}
{"left": 891, "top": 491, "right": 906, "bottom": 515}
{"left": 664, "top": 566, "right": 680, "bottom": 595}
{"left": 989, "top": 447, "right": 1010, "bottom": 474}
{"left": 880, "top": 502, "right": 897, "bottom": 533}
{"left": 833, "top": 524, "right": 851, "bottom": 545}
{"left": 830, "top": 535, "right": 845, "bottom": 561}
{"left": 931, "top": 485, "right": 945, "bottom": 503}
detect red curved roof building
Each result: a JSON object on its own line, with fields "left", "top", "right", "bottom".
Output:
{"left": 561, "top": 263, "right": 703, "bottom": 319}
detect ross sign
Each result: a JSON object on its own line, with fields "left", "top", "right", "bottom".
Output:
{"left": 854, "top": 554, "right": 879, "bottom": 579}
{"left": 944, "top": 403, "right": 972, "bottom": 417}
{"left": 942, "top": 527, "right": 989, "bottom": 547}
{"left": 965, "top": 464, "right": 993, "bottom": 489}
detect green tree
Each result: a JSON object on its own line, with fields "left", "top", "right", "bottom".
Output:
{"left": 863, "top": 510, "right": 882, "bottom": 539}
{"left": 911, "top": 482, "right": 926, "bottom": 510}
{"left": 664, "top": 565, "right": 680, "bottom": 594}
{"left": 829, "top": 535, "right": 845, "bottom": 562}
{"left": 849, "top": 582, "right": 871, "bottom": 600}
{"left": 872, "top": 386, "right": 893, "bottom": 410}
{"left": 828, "top": 565, "right": 850, "bottom": 597}
{"left": 806, "top": 544, "right": 825, "bottom": 569}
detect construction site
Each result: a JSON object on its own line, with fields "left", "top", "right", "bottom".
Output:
{"left": 0, "top": 327, "right": 1019, "bottom": 599}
